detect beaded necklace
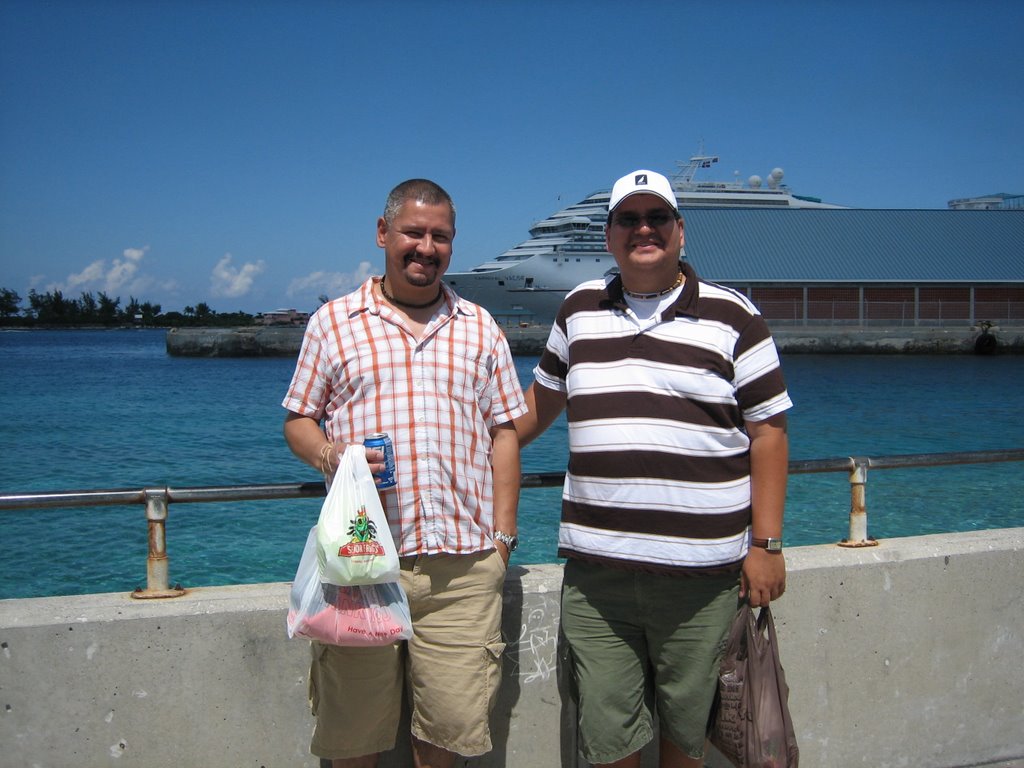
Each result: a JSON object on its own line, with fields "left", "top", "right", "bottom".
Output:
{"left": 380, "top": 276, "right": 443, "bottom": 309}
{"left": 622, "top": 270, "right": 683, "bottom": 299}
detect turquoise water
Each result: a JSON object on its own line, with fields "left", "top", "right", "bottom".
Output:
{"left": 1, "top": 329, "right": 1022, "bottom": 599}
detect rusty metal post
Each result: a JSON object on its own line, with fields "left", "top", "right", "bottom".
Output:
{"left": 839, "top": 457, "right": 879, "bottom": 547}
{"left": 132, "top": 488, "right": 186, "bottom": 598}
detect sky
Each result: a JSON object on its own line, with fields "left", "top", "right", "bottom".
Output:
{"left": 1, "top": 0, "right": 1022, "bottom": 316}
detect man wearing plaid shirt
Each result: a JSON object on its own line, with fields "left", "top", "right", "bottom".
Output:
{"left": 282, "top": 179, "right": 526, "bottom": 768}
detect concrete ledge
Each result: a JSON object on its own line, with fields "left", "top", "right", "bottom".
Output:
{"left": 769, "top": 528, "right": 1024, "bottom": 768}
{"left": 2, "top": 529, "right": 1023, "bottom": 767}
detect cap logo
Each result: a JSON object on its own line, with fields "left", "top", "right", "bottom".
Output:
{"left": 634, "top": 174, "right": 648, "bottom": 186}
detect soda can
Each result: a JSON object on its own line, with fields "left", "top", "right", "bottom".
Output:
{"left": 363, "top": 432, "right": 397, "bottom": 489}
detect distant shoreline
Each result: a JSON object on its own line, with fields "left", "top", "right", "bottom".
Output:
{"left": 164, "top": 324, "right": 1024, "bottom": 357}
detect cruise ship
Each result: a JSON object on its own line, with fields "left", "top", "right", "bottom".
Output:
{"left": 444, "top": 152, "right": 844, "bottom": 322}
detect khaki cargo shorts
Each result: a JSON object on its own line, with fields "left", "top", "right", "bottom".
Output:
{"left": 309, "top": 549, "right": 506, "bottom": 760}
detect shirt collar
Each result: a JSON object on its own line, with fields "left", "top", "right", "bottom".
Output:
{"left": 353, "top": 277, "right": 474, "bottom": 318}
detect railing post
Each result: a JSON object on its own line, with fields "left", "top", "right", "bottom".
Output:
{"left": 131, "top": 488, "right": 186, "bottom": 599}
{"left": 839, "top": 457, "right": 879, "bottom": 547}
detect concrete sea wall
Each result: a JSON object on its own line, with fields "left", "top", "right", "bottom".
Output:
{"left": 165, "top": 326, "right": 304, "bottom": 357}
{"left": 166, "top": 324, "right": 1024, "bottom": 357}
{"left": 2, "top": 528, "right": 1023, "bottom": 768}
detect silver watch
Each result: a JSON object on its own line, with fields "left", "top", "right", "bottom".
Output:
{"left": 493, "top": 530, "right": 518, "bottom": 553}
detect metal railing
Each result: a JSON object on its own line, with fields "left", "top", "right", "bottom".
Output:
{"left": 3, "top": 449, "right": 1023, "bottom": 598}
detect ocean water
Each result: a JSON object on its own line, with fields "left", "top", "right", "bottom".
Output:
{"left": 1, "top": 329, "right": 1022, "bottom": 600}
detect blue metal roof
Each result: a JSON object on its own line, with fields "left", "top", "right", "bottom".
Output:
{"left": 681, "top": 209, "right": 1024, "bottom": 283}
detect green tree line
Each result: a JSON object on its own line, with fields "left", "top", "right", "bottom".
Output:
{"left": 0, "top": 287, "right": 257, "bottom": 328}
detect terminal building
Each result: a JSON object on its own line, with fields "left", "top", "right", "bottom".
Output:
{"left": 257, "top": 307, "right": 310, "bottom": 326}
{"left": 682, "top": 206, "right": 1023, "bottom": 327}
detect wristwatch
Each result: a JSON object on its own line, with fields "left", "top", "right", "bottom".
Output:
{"left": 493, "top": 530, "right": 519, "bottom": 553}
{"left": 751, "top": 537, "right": 783, "bottom": 553}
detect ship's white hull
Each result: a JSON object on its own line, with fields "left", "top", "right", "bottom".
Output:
{"left": 447, "top": 252, "right": 614, "bottom": 320}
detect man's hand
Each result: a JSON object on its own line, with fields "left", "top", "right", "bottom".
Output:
{"left": 495, "top": 539, "right": 512, "bottom": 567}
{"left": 740, "top": 547, "right": 786, "bottom": 607}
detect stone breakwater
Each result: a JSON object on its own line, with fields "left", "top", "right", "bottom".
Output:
{"left": 164, "top": 325, "right": 554, "bottom": 357}
{"left": 166, "top": 324, "right": 1024, "bottom": 357}
{"left": 165, "top": 326, "right": 305, "bottom": 357}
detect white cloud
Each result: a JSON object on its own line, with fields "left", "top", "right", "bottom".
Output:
{"left": 65, "top": 260, "right": 107, "bottom": 290}
{"left": 55, "top": 246, "right": 151, "bottom": 296}
{"left": 105, "top": 247, "right": 147, "bottom": 292}
{"left": 210, "top": 253, "right": 265, "bottom": 298}
{"left": 286, "top": 261, "right": 375, "bottom": 302}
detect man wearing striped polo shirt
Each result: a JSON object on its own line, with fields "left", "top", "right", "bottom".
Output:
{"left": 516, "top": 169, "right": 792, "bottom": 768}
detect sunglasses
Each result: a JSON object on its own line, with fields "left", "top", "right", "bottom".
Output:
{"left": 611, "top": 210, "right": 678, "bottom": 229}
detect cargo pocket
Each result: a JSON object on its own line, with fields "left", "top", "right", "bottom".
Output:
{"left": 468, "top": 639, "right": 507, "bottom": 755}
{"left": 484, "top": 639, "right": 507, "bottom": 712}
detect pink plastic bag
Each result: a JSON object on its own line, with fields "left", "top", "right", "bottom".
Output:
{"left": 286, "top": 527, "right": 412, "bottom": 647}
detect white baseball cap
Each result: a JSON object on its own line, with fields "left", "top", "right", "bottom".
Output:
{"left": 608, "top": 169, "right": 679, "bottom": 213}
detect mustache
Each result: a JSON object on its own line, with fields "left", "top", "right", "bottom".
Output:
{"left": 403, "top": 252, "right": 442, "bottom": 266}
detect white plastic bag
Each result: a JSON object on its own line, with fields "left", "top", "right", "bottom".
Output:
{"left": 315, "top": 443, "right": 400, "bottom": 586}
{"left": 287, "top": 526, "right": 412, "bottom": 646}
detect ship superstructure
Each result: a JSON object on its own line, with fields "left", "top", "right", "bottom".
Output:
{"left": 445, "top": 153, "right": 843, "bottom": 322}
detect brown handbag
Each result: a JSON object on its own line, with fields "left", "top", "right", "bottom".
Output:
{"left": 708, "top": 603, "right": 799, "bottom": 767}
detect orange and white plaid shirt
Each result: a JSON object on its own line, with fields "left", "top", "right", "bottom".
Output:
{"left": 282, "top": 278, "right": 526, "bottom": 557}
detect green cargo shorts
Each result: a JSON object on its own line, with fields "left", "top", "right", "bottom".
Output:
{"left": 560, "top": 558, "right": 740, "bottom": 764}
